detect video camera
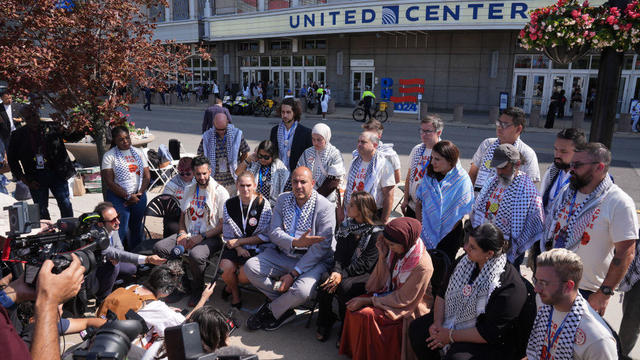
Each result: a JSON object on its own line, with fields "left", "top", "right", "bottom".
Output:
{"left": 1, "top": 202, "right": 110, "bottom": 285}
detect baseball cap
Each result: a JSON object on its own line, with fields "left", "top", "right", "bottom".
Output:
{"left": 490, "top": 144, "right": 520, "bottom": 169}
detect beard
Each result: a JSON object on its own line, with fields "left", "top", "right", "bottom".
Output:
{"left": 498, "top": 175, "right": 513, "bottom": 187}
{"left": 569, "top": 171, "right": 591, "bottom": 190}
{"left": 197, "top": 177, "right": 210, "bottom": 188}
{"left": 554, "top": 158, "right": 570, "bottom": 170}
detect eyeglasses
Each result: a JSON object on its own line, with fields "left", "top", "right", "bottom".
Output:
{"left": 569, "top": 161, "right": 599, "bottom": 169}
{"left": 420, "top": 129, "right": 436, "bottom": 134}
{"left": 495, "top": 120, "right": 515, "bottom": 129}
{"left": 179, "top": 171, "right": 192, "bottom": 176}
{"left": 532, "top": 277, "right": 566, "bottom": 288}
{"left": 258, "top": 154, "right": 272, "bottom": 160}
{"left": 104, "top": 214, "right": 120, "bottom": 224}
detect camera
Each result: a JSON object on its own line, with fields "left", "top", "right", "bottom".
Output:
{"left": 1, "top": 202, "right": 110, "bottom": 285}
{"left": 72, "top": 319, "right": 145, "bottom": 360}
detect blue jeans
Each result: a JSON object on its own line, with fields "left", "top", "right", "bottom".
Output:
{"left": 29, "top": 169, "right": 73, "bottom": 220}
{"left": 106, "top": 190, "right": 147, "bottom": 251}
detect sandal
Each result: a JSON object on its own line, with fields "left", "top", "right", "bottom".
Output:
{"left": 316, "top": 325, "right": 332, "bottom": 342}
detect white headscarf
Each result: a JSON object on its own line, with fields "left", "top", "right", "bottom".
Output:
{"left": 312, "top": 123, "right": 331, "bottom": 144}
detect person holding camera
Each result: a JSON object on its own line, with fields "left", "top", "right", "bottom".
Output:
{"left": 0, "top": 254, "right": 85, "bottom": 360}
{"left": 154, "top": 156, "right": 229, "bottom": 306}
{"left": 93, "top": 202, "right": 166, "bottom": 300}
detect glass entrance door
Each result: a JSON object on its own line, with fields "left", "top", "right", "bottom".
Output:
{"left": 283, "top": 71, "right": 291, "bottom": 97}
{"left": 351, "top": 70, "right": 374, "bottom": 103}
{"left": 531, "top": 75, "right": 546, "bottom": 113}
{"left": 294, "top": 71, "right": 302, "bottom": 97}
{"left": 549, "top": 75, "right": 566, "bottom": 117}
{"left": 271, "top": 70, "right": 281, "bottom": 98}
{"left": 569, "top": 75, "right": 587, "bottom": 114}
{"left": 514, "top": 74, "right": 528, "bottom": 111}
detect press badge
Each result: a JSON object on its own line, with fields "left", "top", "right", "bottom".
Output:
{"left": 36, "top": 154, "right": 45, "bottom": 169}
{"left": 218, "top": 158, "right": 228, "bottom": 173}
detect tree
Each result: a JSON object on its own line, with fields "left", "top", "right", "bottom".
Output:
{"left": 0, "top": 0, "right": 206, "bottom": 180}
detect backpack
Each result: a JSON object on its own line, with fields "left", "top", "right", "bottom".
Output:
{"left": 96, "top": 285, "right": 156, "bottom": 320}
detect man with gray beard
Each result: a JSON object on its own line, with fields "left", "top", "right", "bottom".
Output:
{"left": 471, "top": 144, "right": 544, "bottom": 268}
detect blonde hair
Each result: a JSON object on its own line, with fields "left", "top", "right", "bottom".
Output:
{"left": 536, "top": 248, "right": 583, "bottom": 286}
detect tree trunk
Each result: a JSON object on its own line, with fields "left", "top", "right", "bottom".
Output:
{"left": 93, "top": 118, "right": 109, "bottom": 200}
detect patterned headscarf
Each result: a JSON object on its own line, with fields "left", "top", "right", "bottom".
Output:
{"left": 383, "top": 218, "right": 425, "bottom": 291}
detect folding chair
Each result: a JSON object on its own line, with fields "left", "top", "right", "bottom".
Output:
{"left": 136, "top": 194, "right": 182, "bottom": 255}
{"left": 143, "top": 148, "right": 177, "bottom": 191}
{"left": 392, "top": 184, "right": 406, "bottom": 213}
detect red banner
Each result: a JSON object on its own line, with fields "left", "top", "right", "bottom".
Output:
{"left": 399, "top": 78, "right": 425, "bottom": 86}
{"left": 398, "top": 87, "right": 424, "bottom": 94}
{"left": 390, "top": 95, "right": 417, "bottom": 103}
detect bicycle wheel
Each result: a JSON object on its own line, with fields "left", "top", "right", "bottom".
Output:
{"left": 374, "top": 110, "right": 389, "bottom": 123}
{"left": 353, "top": 108, "right": 366, "bottom": 122}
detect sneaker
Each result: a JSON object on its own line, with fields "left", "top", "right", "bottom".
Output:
{"left": 264, "top": 309, "right": 296, "bottom": 331}
{"left": 246, "top": 303, "right": 274, "bottom": 331}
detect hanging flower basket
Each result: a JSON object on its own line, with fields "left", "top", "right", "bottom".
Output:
{"left": 542, "top": 44, "right": 591, "bottom": 64}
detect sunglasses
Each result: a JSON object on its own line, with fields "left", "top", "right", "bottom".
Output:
{"left": 569, "top": 161, "right": 599, "bottom": 169}
{"left": 258, "top": 154, "right": 272, "bottom": 160}
{"left": 104, "top": 214, "right": 120, "bottom": 224}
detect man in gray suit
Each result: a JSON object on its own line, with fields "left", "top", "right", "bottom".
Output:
{"left": 94, "top": 202, "right": 166, "bottom": 299}
{"left": 245, "top": 167, "right": 335, "bottom": 331}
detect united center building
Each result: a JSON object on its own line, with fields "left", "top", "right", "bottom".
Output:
{"left": 152, "top": 0, "right": 640, "bottom": 116}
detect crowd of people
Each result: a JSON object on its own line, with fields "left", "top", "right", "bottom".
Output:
{"left": 1, "top": 86, "right": 639, "bottom": 360}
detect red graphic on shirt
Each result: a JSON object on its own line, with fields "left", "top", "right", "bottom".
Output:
{"left": 352, "top": 166, "right": 367, "bottom": 192}
{"left": 412, "top": 155, "right": 429, "bottom": 182}
{"left": 124, "top": 155, "right": 140, "bottom": 174}
{"left": 580, "top": 232, "right": 591, "bottom": 245}
{"left": 356, "top": 182, "right": 364, "bottom": 191}
{"left": 554, "top": 222, "right": 561, "bottom": 233}
{"left": 575, "top": 328, "right": 586, "bottom": 345}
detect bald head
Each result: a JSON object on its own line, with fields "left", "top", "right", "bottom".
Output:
{"left": 291, "top": 166, "right": 315, "bottom": 204}
{"left": 292, "top": 166, "right": 313, "bottom": 180}
{"left": 213, "top": 113, "right": 228, "bottom": 137}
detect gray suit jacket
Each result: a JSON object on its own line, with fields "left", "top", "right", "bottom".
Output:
{"left": 102, "top": 231, "right": 143, "bottom": 264}
{"left": 270, "top": 191, "right": 335, "bottom": 274}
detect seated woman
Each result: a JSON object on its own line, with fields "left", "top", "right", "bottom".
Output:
{"left": 315, "top": 191, "right": 382, "bottom": 343}
{"left": 297, "top": 123, "right": 345, "bottom": 204}
{"left": 219, "top": 171, "right": 272, "bottom": 308}
{"left": 415, "top": 140, "right": 474, "bottom": 262}
{"left": 408, "top": 222, "right": 528, "bottom": 360}
{"left": 236, "top": 139, "right": 289, "bottom": 207}
{"left": 340, "top": 217, "right": 434, "bottom": 360}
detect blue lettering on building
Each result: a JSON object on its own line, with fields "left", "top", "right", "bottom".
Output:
{"left": 287, "top": 3, "right": 532, "bottom": 29}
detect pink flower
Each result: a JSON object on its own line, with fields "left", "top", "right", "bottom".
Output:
{"left": 582, "top": 0, "right": 590, "bottom": 6}
{"left": 606, "top": 15, "right": 618, "bottom": 24}
{"left": 571, "top": 9, "right": 581, "bottom": 18}
{"left": 530, "top": 33, "right": 538, "bottom": 40}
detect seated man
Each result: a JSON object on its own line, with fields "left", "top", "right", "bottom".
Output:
{"left": 527, "top": 249, "right": 617, "bottom": 359}
{"left": 244, "top": 166, "right": 335, "bottom": 331}
{"left": 93, "top": 202, "right": 166, "bottom": 300}
{"left": 162, "top": 156, "right": 194, "bottom": 202}
{"left": 154, "top": 156, "right": 229, "bottom": 306}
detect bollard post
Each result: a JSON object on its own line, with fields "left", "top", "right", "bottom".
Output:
{"left": 529, "top": 108, "right": 541, "bottom": 128}
{"left": 618, "top": 113, "right": 632, "bottom": 132}
{"left": 489, "top": 106, "right": 499, "bottom": 124}
{"left": 572, "top": 111, "right": 585, "bottom": 130}
{"left": 453, "top": 104, "right": 464, "bottom": 122}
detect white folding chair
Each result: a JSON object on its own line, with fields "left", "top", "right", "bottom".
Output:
{"left": 143, "top": 148, "right": 177, "bottom": 190}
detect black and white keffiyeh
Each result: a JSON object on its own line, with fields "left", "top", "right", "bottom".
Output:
{"left": 408, "top": 143, "right": 429, "bottom": 190}
{"left": 113, "top": 147, "right": 144, "bottom": 195}
{"left": 344, "top": 151, "right": 385, "bottom": 215}
{"left": 542, "top": 163, "right": 562, "bottom": 211}
{"left": 223, "top": 197, "right": 272, "bottom": 250}
{"left": 475, "top": 138, "right": 525, "bottom": 189}
{"left": 336, "top": 219, "right": 380, "bottom": 263}
{"left": 298, "top": 144, "right": 344, "bottom": 189}
{"left": 543, "top": 175, "right": 614, "bottom": 251}
{"left": 472, "top": 172, "right": 544, "bottom": 262}
{"left": 281, "top": 189, "right": 318, "bottom": 236}
{"left": 202, "top": 124, "right": 243, "bottom": 180}
{"left": 443, "top": 254, "right": 507, "bottom": 331}
{"left": 620, "top": 239, "right": 640, "bottom": 292}
{"left": 526, "top": 293, "right": 588, "bottom": 360}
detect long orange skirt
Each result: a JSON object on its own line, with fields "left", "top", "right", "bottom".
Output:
{"left": 339, "top": 306, "right": 403, "bottom": 360}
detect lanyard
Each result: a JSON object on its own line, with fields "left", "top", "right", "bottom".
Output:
{"left": 552, "top": 172, "right": 571, "bottom": 199}
{"left": 289, "top": 206, "right": 302, "bottom": 237}
{"left": 258, "top": 166, "right": 269, "bottom": 188}
{"left": 545, "top": 308, "right": 569, "bottom": 359}
{"left": 239, "top": 196, "right": 255, "bottom": 235}
{"left": 566, "top": 191, "right": 579, "bottom": 221}
{"left": 283, "top": 122, "right": 297, "bottom": 149}
{"left": 195, "top": 186, "right": 206, "bottom": 209}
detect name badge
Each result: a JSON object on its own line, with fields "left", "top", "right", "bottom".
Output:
{"left": 36, "top": 154, "right": 45, "bottom": 169}
{"left": 218, "top": 158, "right": 228, "bottom": 173}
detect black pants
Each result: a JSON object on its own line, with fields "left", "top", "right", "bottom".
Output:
{"left": 316, "top": 273, "right": 368, "bottom": 328}
{"left": 405, "top": 206, "right": 417, "bottom": 219}
{"left": 409, "top": 313, "right": 494, "bottom": 360}
{"left": 436, "top": 221, "right": 464, "bottom": 263}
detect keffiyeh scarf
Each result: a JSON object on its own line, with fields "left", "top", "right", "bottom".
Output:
{"left": 385, "top": 238, "right": 425, "bottom": 292}
{"left": 248, "top": 159, "right": 288, "bottom": 206}
{"left": 472, "top": 172, "right": 544, "bottom": 262}
{"left": 619, "top": 239, "right": 640, "bottom": 292}
{"left": 281, "top": 189, "right": 318, "bottom": 237}
{"left": 443, "top": 254, "right": 507, "bottom": 331}
{"left": 475, "top": 138, "right": 525, "bottom": 189}
{"left": 336, "top": 220, "right": 380, "bottom": 264}
{"left": 223, "top": 197, "right": 272, "bottom": 251}
{"left": 344, "top": 151, "right": 385, "bottom": 215}
{"left": 202, "top": 124, "right": 243, "bottom": 180}
{"left": 526, "top": 294, "right": 588, "bottom": 360}
{"left": 417, "top": 163, "right": 474, "bottom": 249}
{"left": 409, "top": 144, "right": 430, "bottom": 190}
{"left": 113, "top": 147, "right": 144, "bottom": 195}
{"left": 277, "top": 121, "right": 297, "bottom": 169}
{"left": 298, "top": 144, "right": 345, "bottom": 189}
{"left": 543, "top": 175, "right": 614, "bottom": 251}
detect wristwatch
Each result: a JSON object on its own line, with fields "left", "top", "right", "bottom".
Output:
{"left": 598, "top": 285, "right": 614, "bottom": 296}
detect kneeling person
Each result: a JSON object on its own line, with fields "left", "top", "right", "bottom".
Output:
{"left": 220, "top": 171, "right": 272, "bottom": 308}
{"left": 154, "top": 156, "right": 229, "bottom": 306}
{"left": 244, "top": 166, "right": 335, "bottom": 331}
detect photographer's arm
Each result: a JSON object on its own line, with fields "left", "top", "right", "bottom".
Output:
{"left": 63, "top": 318, "right": 107, "bottom": 335}
{"left": 32, "top": 255, "right": 84, "bottom": 360}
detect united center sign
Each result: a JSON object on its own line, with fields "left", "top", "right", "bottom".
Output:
{"left": 207, "top": 0, "right": 604, "bottom": 41}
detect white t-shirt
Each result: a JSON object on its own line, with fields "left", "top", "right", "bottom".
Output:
{"left": 534, "top": 297, "right": 617, "bottom": 360}
{"left": 471, "top": 137, "right": 541, "bottom": 188}
{"left": 550, "top": 185, "right": 639, "bottom": 292}
{"left": 379, "top": 141, "right": 401, "bottom": 172}
{"left": 162, "top": 175, "right": 194, "bottom": 202}
{"left": 349, "top": 157, "right": 395, "bottom": 209}
{"left": 137, "top": 300, "right": 185, "bottom": 337}
{"left": 540, "top": 167, "right": 571, "bottom": 215}
{"left": 407, "top": 144, "right": 432, "bottom": 209}
{"left": 181, "top": 181, "right": 229, "bottom": 234}
{"left": 102, "top": 147, "right": 148, "bottom": 193}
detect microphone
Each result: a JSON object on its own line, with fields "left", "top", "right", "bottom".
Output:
{"left": 170, "top": 245, "right": 185, "bottom": 259}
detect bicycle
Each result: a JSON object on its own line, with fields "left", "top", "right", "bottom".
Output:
{"left": 352, "top": 101, "right": 389, "bottom": 123}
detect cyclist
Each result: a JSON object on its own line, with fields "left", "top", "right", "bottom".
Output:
{"left": 361, "top": 86, "right": 376, "bottom": 121}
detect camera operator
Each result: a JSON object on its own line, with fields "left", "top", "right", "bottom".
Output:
{"left": 0, "top": 254, "right": 85, "bottom": 360}
{"left": 94, "top": 202, "right": 166, "bottom": 300}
